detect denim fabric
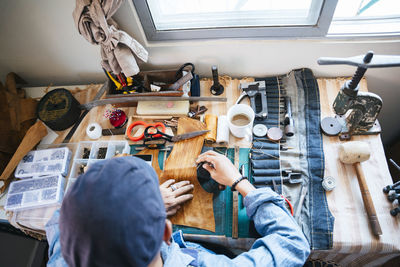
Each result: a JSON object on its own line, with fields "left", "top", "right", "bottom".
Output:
{"left": 46, "top": 188, "right": 310, "bottom": 266}
{"left": 295, "top": 69, "right": 334, "bottom": 249}
{"left": 45, "top": 210, "right": 68, "bottom": 267}
{"left": 162, "top": 188, "right": 310, "bottom": 266}
{"left": 254, "top": 69, "right": 334, "bottom": 250}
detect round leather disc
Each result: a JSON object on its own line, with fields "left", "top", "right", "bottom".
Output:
{"left": 321, "top": 117, "right": 342, "bottom": 136}
{"left": 267, "top": 127, "right": 283, "bottom": 141}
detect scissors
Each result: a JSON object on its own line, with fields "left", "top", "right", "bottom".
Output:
{"left": 272, "top": 180, "right": 294, "bottom": 216}
{"left": 127, "top": 121, "right": 166, "bottom": 142}
{"left": 143, "top": 125, "right": 209, "bottom": 143}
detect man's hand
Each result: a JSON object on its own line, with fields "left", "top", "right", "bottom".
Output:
{"left": 196, "top": 151, "right": 255, "bottom": 197}
{"left": 196, "top": 151, "right": 242, "bottom": 187}
{"left": 159, "top": 179, "right": 194, "bottom": 216}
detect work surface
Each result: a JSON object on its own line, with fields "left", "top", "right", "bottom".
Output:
{"left": 2, "top": 76, "right": 400, "bottom": 266}
{"left": 311, "top": 78, "right": 400, "bottom": 266}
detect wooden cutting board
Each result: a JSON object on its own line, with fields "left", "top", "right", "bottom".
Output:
{"left": 161, "top": 117, "right": 215, "bottom": 232}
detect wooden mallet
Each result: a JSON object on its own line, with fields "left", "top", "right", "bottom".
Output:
{"left": 338, "top": 141, "right": 382, "bottom": 236}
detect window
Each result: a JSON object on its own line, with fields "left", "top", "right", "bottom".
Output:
{"left": 328, "top": 0, "right": 400, "bottom": 37}
{"left": 132, "top": 0, "right": 400, "bottom": 40}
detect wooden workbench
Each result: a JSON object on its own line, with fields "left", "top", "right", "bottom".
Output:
{"left": 2, "top": 76, "right": 399, "bottom": 265}
{"left": 310, "top": 78, "right": 400, "bottom": 266}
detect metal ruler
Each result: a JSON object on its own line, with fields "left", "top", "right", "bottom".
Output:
{"left": 232, "top": 146, "right": 239, "bottom": 239}
{"left": 81, "top": 95, "right": 227, "bottom": 110}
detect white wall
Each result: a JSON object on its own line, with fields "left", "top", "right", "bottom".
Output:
{"left": 1, "top": 0, "right": 400, "bottom": 144}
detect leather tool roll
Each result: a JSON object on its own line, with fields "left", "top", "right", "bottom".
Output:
{"left": 252, "top": 141, "right": 279, "bottom": 150}
{"left": 252, "top": 169, "right": 281, "bottom": 176}
{"left": 253, "top": 176, "right": 282, "bottom": 184}
{"left": 267, "top": 103, "right": 281, "bottom": 109}
{"left": 251, "top": 159, "right": 280, "bottom": 169}
{"left": 250, "top": 150, "right": 279, "bottom": 160}
{"left": 264, "top": 114, "right": 280, "bottom": 120}
{"left": 254, "top": 119, "right": 278, "bottom": 125}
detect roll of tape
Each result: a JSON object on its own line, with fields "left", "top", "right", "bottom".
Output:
{"left": 37, "top": 88, "right": 81, "bottom": 131}
{"left": 216, "top": 115, "right": 229, "bottom": 145}
{"left": 322, "top": 176, "right": 336, "bottom": 191}
{"left": 86, "top": 123, "right": 102, "bottom": 140}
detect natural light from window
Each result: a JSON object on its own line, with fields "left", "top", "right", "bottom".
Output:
{"left": 134, "top": 0, "right": 400, "bottom": 40}
{"left": 329, "top": 0, "right": 400, "bottom": 36}
{"left": 147, "top": 0, "right": 322, "bottom": 30}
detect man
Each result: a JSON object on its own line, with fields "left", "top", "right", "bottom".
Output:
{"left": 46, "top": 151, "right": 310, "bottom": 266}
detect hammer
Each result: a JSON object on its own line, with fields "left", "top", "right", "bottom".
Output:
{"left": 338, "top": 141, "right": 382, "bottom": 236}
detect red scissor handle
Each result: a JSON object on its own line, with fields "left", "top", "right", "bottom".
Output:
{"left": 282, "top": 195, "right": 294, "bottom": 216}
{"left": 127, "top": 121, "right": 166, "bottom": 141}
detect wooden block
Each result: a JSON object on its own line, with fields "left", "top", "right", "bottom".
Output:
{"left": 137, "top": 101, "right": 190, "bottom": 116}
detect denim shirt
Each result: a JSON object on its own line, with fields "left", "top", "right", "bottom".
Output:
{"left": 46, "top": 188, "right": 310, "bottom": 266}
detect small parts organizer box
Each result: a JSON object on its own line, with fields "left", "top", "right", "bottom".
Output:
{"left": 15, "top": 147, "right": 71, "bottom": 178}
{"left": 66, "top": 141, "right": 130, "bottom": 191}
{"left": 5, "top": 174, "right": 65, "bottom": 211}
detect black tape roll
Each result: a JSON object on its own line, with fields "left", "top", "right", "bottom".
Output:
{"left": 252, "top": 169, "right": 281, "bottom": 176}
{"left": 37, "top": 88, "right": 81, "bottom": 131}
{"left": 250, "top": 149, "right": 279, "bottom": 160}
{"left": 251, "top": 159, "right": 280, "bottom": 169}
{"left": 197, "top": 146, "right": 221, "bottom": 193}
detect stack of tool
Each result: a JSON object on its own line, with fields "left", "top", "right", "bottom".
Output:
{"left": 237, "top": 77, "right": 300, "bottom": 217}
{"left": 242, "top": 78, "right": 295, "bottom": 188}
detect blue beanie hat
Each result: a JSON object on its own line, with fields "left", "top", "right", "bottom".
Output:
{"left": 59, "top": 156, "right": 166, "bottom": 266}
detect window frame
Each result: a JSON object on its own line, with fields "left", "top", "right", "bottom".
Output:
{"left": 132, "top": 0, "right": 338, "bottom": 41}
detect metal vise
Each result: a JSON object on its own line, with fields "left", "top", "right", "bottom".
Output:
{"left": 236, "top": 81, "right": 267, "bottom": 119}
{"left": 318, "top": 51, "right": 400, "bottom": 139}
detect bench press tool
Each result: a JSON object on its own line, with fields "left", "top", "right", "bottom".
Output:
{"left": 236, "top": 81, "right": 268, "bottom": 120}
{"left": 318, "top": 51, "right": 400, "bottom": 140}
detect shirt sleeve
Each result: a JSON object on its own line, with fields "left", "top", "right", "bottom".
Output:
{"left": 198, "top": 188, "right": 310, "bottom": 267}
{"left": 45, "top": 209, "right": 68, "bottom": 267}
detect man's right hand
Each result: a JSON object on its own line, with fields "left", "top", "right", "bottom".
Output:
{"left": 196, "top": 151, "right": 256, "bottom": 197}
{"left": 196, "top": 151, "right": 242, "bottom": 187}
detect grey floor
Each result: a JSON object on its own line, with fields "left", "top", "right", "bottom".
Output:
{"left": 0, "top": 231, "right": 47, "bottom": 267}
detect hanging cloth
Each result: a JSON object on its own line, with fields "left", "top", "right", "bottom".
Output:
{"left": 73, "top": 0, "right": 148, "bottom": 76}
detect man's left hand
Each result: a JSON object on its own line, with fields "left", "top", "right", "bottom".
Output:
{"left": 159, "top": 179, "right": 194, "bottom": 216}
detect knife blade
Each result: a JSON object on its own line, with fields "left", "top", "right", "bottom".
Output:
{"left": 171, "top": 130, "right": 209, "bottom": 142}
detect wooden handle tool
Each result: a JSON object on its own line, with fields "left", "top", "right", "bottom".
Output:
{"left": 338, "top": 141, "right": 382, "bottom": 236}
{"left": 0, "top": 121, "right": 47, "bottom": 193}
{"left": 354, "top": 162, "right": 382, "bottom": 236}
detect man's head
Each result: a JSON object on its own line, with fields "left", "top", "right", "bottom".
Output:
{"left": 60, "top": 156, "right": 168, "bottom": 266}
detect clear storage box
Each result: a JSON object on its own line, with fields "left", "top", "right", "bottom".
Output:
{"left": 5, "top": 174, "right": 65, "bottom": 211}
{"left": 14, "top": 147, "right": 71, "bottom": 178}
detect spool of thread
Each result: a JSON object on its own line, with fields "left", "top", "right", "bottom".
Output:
{"left": 216, "top": 115, "right": 229, "bottom": 145}
{"left": 86, "top": 123, "right": 102, "bottom": 140}
{"left": 204, "top": 114, "right": 218, "bottom": 144}
{"left": 322, "top": 176, "right": 336, "bottom": 191}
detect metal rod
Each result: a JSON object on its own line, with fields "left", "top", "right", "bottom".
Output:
{"left": 81, "top": 96, "right": 227, "bottom": 110}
